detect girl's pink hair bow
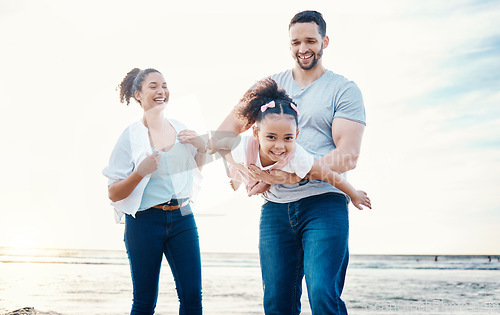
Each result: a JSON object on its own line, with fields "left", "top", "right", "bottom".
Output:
{"left": 260, "top": 100, "right": 276, "bottom": 112}
{"left": 290, "top": 103, "right": 300, "bottom": 116}
{"left": 260, "top": 100, "right": 300, "bottom": 116}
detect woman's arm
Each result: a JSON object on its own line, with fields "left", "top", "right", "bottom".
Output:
{"left": 308, "top": 159, "right": 371, "bottom": 210}
{"left": 194, "top": 149, "right": 207, "bottom": 171}
{"left": 108, "top": 151, "right": 160, "bottom": 202}
{"left": 108, "top": 171, "right": 145, "bottom": 202}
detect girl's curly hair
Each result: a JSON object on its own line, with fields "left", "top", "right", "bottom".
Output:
{"left": 236, "top": 78, "right": 298, "bottom": 129}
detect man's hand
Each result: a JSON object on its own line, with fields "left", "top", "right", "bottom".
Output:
{"left": 247, "top": 164, "right": 301, "bottom": 185}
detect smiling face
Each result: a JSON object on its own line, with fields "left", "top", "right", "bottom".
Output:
{"left": 134, "top": 72, "right": 169, "bottom": 111}
{"left": 254, "top": 114, "right": 299, "bottom": 167}
{"left": 289, "top": 22, "right": 329, "bottom": 71}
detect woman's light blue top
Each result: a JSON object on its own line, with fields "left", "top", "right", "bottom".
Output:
{"left": 139, "top": 141, "right": 196, "bottom": 211}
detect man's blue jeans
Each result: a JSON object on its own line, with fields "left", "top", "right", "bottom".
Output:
{"left": 124, "top": 207, "right": 202, "bottom": 315}
{"left": 259, "top": 193, "right": 349, "bottom": 315}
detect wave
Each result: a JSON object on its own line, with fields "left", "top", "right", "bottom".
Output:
{"left": 349, "top": 264, "right": 500, "bottom": 271}
{"left": 1, "top": 248, "right": 499, "bottom": 270}
{"left": 349, "top": 255, "right": 500, "bottom": 271}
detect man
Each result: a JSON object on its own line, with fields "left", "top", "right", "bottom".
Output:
{"left": 214, "top": 11, "right": 366, "bottom": 314}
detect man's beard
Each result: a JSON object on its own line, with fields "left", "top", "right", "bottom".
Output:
{"left": 296, "top": 44, "right": 324, "bottom": 70}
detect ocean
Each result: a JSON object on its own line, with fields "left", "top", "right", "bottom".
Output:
{"left": 0, "top": 247, "right": 499, "bottom": 314}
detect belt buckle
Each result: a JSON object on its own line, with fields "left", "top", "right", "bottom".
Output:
{"left": 159, "top": 198, "right": 188, "bottom": 211}
{"left": 162, "top": 199, "right": 177, "bottom": 211}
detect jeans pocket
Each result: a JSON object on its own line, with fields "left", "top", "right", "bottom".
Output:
{"left": 261, "top": 199, "right": 271, "bottom": 209}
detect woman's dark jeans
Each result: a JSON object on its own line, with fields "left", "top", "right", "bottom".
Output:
{"left": 125, "top": 207, "right": 202, "bottom": 315}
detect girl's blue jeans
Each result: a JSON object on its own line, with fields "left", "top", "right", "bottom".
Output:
{"left": 124, "top": 207, "right": 202, "bottom": 315}
{"left": 259, "top": 193, "right": 349, "bottom": 315}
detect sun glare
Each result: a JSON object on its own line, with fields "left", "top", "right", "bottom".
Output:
{"left": 5, "top": 228, "right": 44, "bottom": 250}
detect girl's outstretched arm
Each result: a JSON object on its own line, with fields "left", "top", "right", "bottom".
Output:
{"left": 308, "top": 160, "right": 371, "bottom": 210}
{"left": 211, "top": 107, "right": 249, "bottom": 142}
{"left": 208, "top": 136, "right": 240, "bottom": 154}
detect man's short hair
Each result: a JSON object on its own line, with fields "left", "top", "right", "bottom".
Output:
{"left": 289, "top": 10, "right": 327, "bottom": 38}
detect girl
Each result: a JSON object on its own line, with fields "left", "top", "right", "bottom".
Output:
{"left": 103, "top": 68, "right": 206, "bottom": 314}
{"left": 212, "top": 78, "right": 371, "bottom": 210}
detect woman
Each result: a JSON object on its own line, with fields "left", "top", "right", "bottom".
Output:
{"left": 103, "top": 68, "right": 206, "bottom": 314}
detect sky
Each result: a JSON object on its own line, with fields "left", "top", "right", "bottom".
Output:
{"left": 0, "top": 0, "right": 499, "bottom": 255}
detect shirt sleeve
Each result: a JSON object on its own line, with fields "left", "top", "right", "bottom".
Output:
{"left": 102, "top": 129, "right": 134, "bottom": 186}
{"left": 285, "top": 144, "right": 315, "bottom": 179}
{"left": 333, "top": 81, "right": 366, "bottom": 125}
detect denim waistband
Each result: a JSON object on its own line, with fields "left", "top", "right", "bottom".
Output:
{"left": 157, "top": 198, "right": 189, "bottom": 207}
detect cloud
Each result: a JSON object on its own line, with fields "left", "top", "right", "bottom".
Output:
{"left": 345, "top": 0, "right": 500, "bottom": 254}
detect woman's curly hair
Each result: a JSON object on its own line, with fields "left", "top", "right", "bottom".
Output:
{"left": 118, "top": 68, "right": 160, "bottom": 105}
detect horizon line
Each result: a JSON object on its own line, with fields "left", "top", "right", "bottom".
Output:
{"left": 1, "top": 246, "right": 499, "bottom": 257}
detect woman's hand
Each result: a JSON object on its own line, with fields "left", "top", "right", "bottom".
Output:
{"left": 178, "top": 130, "right": 207, "bottom": 153}
{"left": 351, "top": 190, "right": 372, "bottom": 210}
{"left": 247, "top": 164, "right": 301, "bottom": 185}
{"left": 137, "top": 151, "right": 160, "bottom": 177}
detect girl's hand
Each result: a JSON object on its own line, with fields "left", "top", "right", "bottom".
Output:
{"left": 137, "top": 151, "right": 160, "bottom": 177}
{"left": 206, "top": 138, "right": 220, "bottom": 154}
{"left": 351, "top": 190, "right": 371, "bottom": 210}
{"left": 207, "top": 136, "right": 240, "bottom": 154}
{"left": 178, "top": 129, "right": 207, "bottom": 153}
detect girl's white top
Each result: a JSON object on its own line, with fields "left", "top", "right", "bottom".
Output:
{"left": 232, "top": 136, "right": 314, "bottom": 179}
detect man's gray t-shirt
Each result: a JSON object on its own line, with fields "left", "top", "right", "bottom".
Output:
{"left": 264, "top": 69, "right": 366, "bottom": 203}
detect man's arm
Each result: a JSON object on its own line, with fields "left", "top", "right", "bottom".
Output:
{"left": 319, "top": 118, "right": 365, "bottom": 174}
